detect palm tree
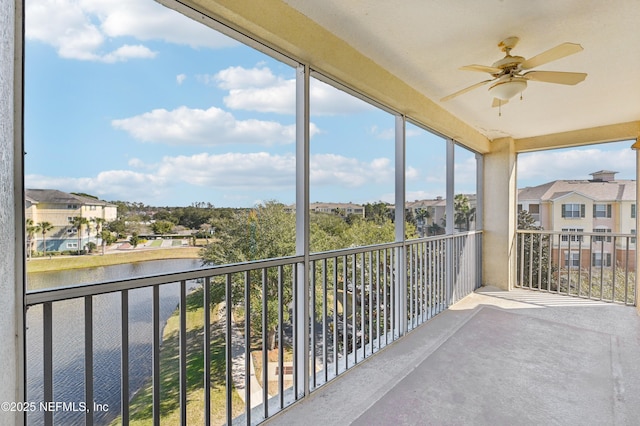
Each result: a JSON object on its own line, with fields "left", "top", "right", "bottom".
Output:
{"left": 71, "top": 216, "right": 89, "bottom": 254}
{"left": 25, "top": 218, "right": 38, "bottom": 259}
{"left": 454, "top": 194, "right": 476, "bottom": 232}
{"left": 93, "top": 218, "right": 106, "bottom": 254}
{"left": 38, "top": 221, "right": 54, "bottom": 256}
{"left": 414, "top": 208, "right": 431, "bottom": 236}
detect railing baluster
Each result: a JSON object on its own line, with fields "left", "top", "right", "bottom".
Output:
{"left": 322, "top": 258, "right": 328, "bottom": 384}
{"left": 225, "top": 274, "right": 233, "bottom": 426}
{"left": 342, "top": 255, "right": 347, "bottom": 368}
{"left": 179, "top": 280, "right": 187, "bottom": 425}
{"left": 84, "top": 296, "right": 94, "bottom": 426}
{"left": 367, "top": 251, "right": 373, "bottom": 354}
{"left": 332, "top": 257, "right": 338, "bottom": 378}
{"left": 277, "top": 265, "right": 284, "bottom": 409}
{"left": 360, "top": 252, "right": 365, "bottom": 360}
{"left": 43, "top": 302, "right": 53, "bottom": 426}
{"left": 121, "top": 290, "right": 129, "bottom": 425}
{"left": 152, "top": 286, "right": 160, "bottom": 426}
{"left": 262, "top": 267, "right": 269, "bottom": 419}
{"left": 203, "top": 277, "right": 211, "bottom": 426}
{"left": 351, "top": 253, "right": 357, "bottom": 364}
{"left": 244, "top": 271, "right": 251, "bottom": 425}
{"left": 310, "top": 262, "right": 316, "bottom": 389}
{"left": 612, "top": 236, "right": 617, "bottom": 303}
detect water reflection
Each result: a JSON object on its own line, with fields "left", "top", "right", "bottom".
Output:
{"left": 26, "top": 259, "right": 204, "bottom": 425}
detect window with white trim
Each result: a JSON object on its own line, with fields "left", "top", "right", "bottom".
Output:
{"left": 564, "top": 251, "right": 580, "bottom": 267}
{"left": 592, "top": 252, "right": 611, "bottom": 267}
{"left": 561, "top": 203, "right": 584, "bottom": 218}
{"left": 561, "top": 228, "right": 584, "bottom": 242}
{"left": 67, "top": 242, "right": 78, "bottom": 249}
{"left": 593, "top": 228, "right": 612, "bottom": 242}
{"left": 593, "top": 204, "right": 611, "bottom": 218}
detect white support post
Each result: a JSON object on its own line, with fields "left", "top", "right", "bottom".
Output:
{"left": 445, "top": 139, "right": 455, "bottom": 305}
{"left": 295, "top": 63, "right": 310, "bottom": 397}
{"left": 476, "top": 153, "right": 484, "bottom": 286}
{"left": 394, "top": 115, "right": 406, "bottom": 337}
{"left": 1, "top": 1, "right": 25, "bottom": 425}
{"left": 632, "top": 139, "right": 640, "bottom": 312}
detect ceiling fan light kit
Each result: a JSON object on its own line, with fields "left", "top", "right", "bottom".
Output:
{"left": 441, "top": 36, "right": 587, "bottom": 109}
{"left": 489, "top": 76, "right": 527, "bottom": 101}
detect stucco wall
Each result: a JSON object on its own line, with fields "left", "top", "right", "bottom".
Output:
{"left": 0, "top": 0, "right": 20, "bottom": 423}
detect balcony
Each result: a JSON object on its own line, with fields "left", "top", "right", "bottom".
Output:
{"left": 25, "top": 232, "right": 481, "bottom": 425}
{"left": 268, "top": 287, "right": 640, "bottom": 425}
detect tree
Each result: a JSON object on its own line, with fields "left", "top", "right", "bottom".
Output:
{"left": 25, "top": 218, "right": 38, "bottom": 259}
{"left": 454, "top": 194, "right": 475, "bottom": 231}
{"left": 93, "top": 217, "right": 106, "bottom": 245}
{"left": 129, "top": 232, "right": 140, "bottom": 248}
{"left": 71, "top": 216, "right": 89, "bottom": 254}
{"left": 201, "top": 201, "right": 295, "bottom": 350}
{"left": 517, "top": 210, "right": 553, "bottom": 289}
{"left": 151, "top": 220, "right": 174, "bottom": 235}
{"left": 100, "top": 230, "right": 116, "bottom": 255}
{"left": 38, "top": 221, "right": 54, "bottom": 256}
{"left": 414, "top": 208, "right": 431, "bottom": 236}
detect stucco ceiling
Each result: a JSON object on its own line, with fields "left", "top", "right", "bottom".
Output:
{"left": 282, "top": 0, "right": 640, "bottom": 142}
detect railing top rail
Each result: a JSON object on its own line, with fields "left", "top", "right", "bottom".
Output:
{"left": 406, "top": 230, "right": 482, "bottom": 244}
{"left": 26, "top": 230, "right": 485, "bottom": 306}
{"left": 26, "top": 254, "right": 304, "bottom": 306}
{"left": 517, "top": 229, "right": 636, "bottom": 238}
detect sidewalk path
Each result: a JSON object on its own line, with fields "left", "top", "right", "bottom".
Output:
{"left": 218, "top": 303, "right": 264, "bottom": 408}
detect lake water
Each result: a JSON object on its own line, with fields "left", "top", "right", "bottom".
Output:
{"left": 26, "top": 258, "right": 205, "bottom": 426}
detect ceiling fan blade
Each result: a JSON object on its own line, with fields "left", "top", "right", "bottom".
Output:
{"left": 521, "top": 42, "right": 583, "bottom": 69}
{"left": 460, "top": 64, "right": 502, "bottom": 74}
{"left": 523, "top": 71, "right": 587, "bottom": 85}
{"left": 491, "top": 98, "right": 509, "bottom": 108}
{"left": 440, "top": 79, "right": 493, "bottom": 102}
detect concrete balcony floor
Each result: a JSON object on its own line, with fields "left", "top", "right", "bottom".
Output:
{"left": 266, "top": 287, "right": 640, "bottom": 425}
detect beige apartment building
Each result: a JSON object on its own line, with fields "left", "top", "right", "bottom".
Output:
{"left": 518, "top": 170, "right": 637, "bottom": 270}
{"left": 25, "top": 189, "right": 117, "bottom": 253}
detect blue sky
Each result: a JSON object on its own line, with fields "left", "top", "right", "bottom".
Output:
{"left": 24, "top": 0, "right": 635, "bottom": 207}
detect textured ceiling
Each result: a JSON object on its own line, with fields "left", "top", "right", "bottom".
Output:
{"left": 283, "top": 0, "right": 640, "bottom": 141}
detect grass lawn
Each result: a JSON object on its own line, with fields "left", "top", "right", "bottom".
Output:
{"left": 110, "top": 288, "right": 244, "bottom": 425}
{"left": 27, "top": 247, "right": 202, "bottom": 273}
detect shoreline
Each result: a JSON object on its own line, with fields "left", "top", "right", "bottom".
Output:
{"left": 27, "top": 246, "right": 203, "bottom": 273}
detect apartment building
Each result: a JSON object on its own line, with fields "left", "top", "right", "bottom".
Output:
{"left": 518, "top": 170, "right": 637, "bottom": 270}
{"left": 25, "top": 189, "right": 117, "bottom": 252}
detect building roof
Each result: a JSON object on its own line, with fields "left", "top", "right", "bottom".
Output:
{"left": 25, "top": 189, "right": 116, "bottom": 207}
{"left": 518, "top": 179, "right": 636, "bottom": 202}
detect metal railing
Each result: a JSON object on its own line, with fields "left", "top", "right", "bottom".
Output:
{"left": 25, "top": 231, "right": 482, "bottom": 425}
{"left": 516, "top": 230, "right": 636, "bottom": 305}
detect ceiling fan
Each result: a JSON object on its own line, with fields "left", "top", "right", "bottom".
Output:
{"left": 440, "top": 36, "right": 587, "bottom": 107}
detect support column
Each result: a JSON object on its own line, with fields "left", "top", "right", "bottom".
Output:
{"left": 1, "top": 0, "right": 24, "bottom": 425}
{"left": 394, "top": 115, "right": 406, "bottom": 336}
{"left": 482, "top": 137, "right": 517, "bottom": 290}
{"left": 294, "top": 64, "right": 310, "bottom": 396}
{"left": 632, "top": 139, "right": 640, "bottom": 312}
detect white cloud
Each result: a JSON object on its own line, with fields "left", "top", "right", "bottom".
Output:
{"left": 101, "top": 44, "right": 157, "bottom": 63}
{"left": 25, "top": 170, "right": 166, "bottom": 201}
{"left": 311, "top": 154, "right": 394, "bottom": 188}
{"left": 112, "top": 106, "right": 296, "bottom": 146}
{"left": 155, "top": 152, "right": 296, "bottom": 189}
{"left": 206, "top": 66, "right": 374, "bottom": 115}
{"left": 518, "top": 145, "right": 635, "bottom": 185}
{"left": 176, "top": 74, "right": 187, "bottom": 85}
{"left": 25, "top": 0, "right": 235, "bottom": 62}
{"left": 26, "top": 150, "right": 400, "bottom": 204}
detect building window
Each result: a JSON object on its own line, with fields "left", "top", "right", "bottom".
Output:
{"left": 593, "top": 228, "right": 612, "bottom": 242}
{"left": 592, "top": 252, "right": 612, "bottom": 267}
{"left": 561, "top": 203, "right": 584, "bottom": 218}
{"left": 561, "top": 228, "right": 584, "bottom": 242}
{"left": 67, "top": 227, "right": 77, "bottom": 234}
{"left": 67, "top": 216, "right": 74, "bottom": 223}
{"left": 67, "top": 242, "right": 78, "bottom": 249}
{"left": 67, "top": 204, "right": 78, "bottom": 209}
{"left": 564, "top": 251, "right": 580, "bottom": 267}
{"left": 593, "top": 204, "right": 611, "bottom": 218}
{"left": 632, "top": 204, "right": 636, "bottom": 219}
{"left": 90, "top": 205, "right": 97, "bottom": 210}
{"left": 632, "top": 229, "right": 636, "bottom": 244}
